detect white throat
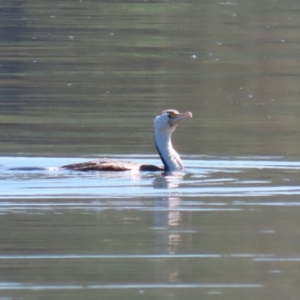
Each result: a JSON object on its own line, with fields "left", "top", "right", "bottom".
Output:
{"left": 154, "top": 128, "right": 183, "bottom": 172}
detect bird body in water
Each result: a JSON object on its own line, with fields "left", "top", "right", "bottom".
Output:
{"left": 61, "top": 109, "right": 192, "bottom": 172}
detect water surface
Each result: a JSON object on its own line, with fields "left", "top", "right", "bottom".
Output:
{"left": 2, "top": 156, "right": 300, "bottom": 299}
{"left": 1, "top": 0, "right": 300, "bottom": 299}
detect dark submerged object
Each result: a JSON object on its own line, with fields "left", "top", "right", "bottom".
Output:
{"left": 61, "top": 109, "right": 192, "bottom": 172}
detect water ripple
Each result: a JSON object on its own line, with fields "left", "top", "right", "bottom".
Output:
{"left": 0, "top": 282, "right": 263, "bottom": 291}
{"left": 2, "top": 156, "right": 300, "bottom": 199}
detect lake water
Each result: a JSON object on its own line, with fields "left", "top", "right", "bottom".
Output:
{"left": 1, "top": 0, "right": 300, "bottom": 299}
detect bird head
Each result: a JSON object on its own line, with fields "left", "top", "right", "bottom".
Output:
{"left": 154, "top": 109, "right": 192, "bottom": 134}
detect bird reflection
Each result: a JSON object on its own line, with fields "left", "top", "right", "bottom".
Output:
{"left": 154, "top": 196, "right": 183, "bottom": 250}
{"left": 152, "top": 172, "right": 184, "bottom": 189}
{"left": 153, "top": 195, "right": 189, "bottom": 284}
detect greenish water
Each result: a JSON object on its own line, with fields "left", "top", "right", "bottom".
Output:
{"left": 1, "top": 0, "right": 300, "bottom": 157}
{"left": 1, "top": 0, "right": 300, "bottom": 299}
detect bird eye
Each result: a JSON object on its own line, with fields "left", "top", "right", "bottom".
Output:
{"left": 167, "top": 111, "right": 176, "bottom": 118}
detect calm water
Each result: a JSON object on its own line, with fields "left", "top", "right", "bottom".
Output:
{"left": 1, "top": 0, "right": 300, "bottom": 299}
{"left": 2, "top": 155, "right": 300, "bottom": 299}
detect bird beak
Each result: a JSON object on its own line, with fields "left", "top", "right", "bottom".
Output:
{"left": 169, "top": 111, "right": 192, "bottom": 126}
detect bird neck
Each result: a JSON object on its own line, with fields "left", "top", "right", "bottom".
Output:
{"left": 154, "top": 129, "right": 184, "bottom": 172}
